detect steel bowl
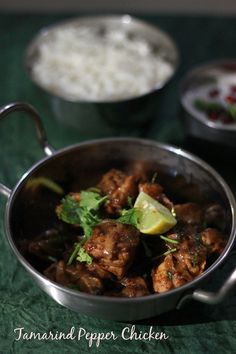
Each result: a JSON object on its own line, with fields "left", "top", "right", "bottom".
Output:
{"left": 180, "top": 59, "right": 236, "bottom": 148}
{"left": 24, "top": 15, "right": 179, "bottom": 136}
{"left": 0, "top": 102, "right": 236, "bottom": 321}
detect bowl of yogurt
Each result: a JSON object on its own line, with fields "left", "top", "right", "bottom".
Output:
{"left": 180, "top": 59, "right": 236, "bottom": 148}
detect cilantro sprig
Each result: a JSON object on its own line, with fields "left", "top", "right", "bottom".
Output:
{"left": 57, "top": 196, "right": 81, "bottom": 225}
{"left": 57, "top": 190, "right": 107, "bottom": 237}
{"left": 67, "top": 240, "right": 92, "bottom": 265}
{"left": 117, "top": 207, "right": 141, "bottom": 228}
{"left": 194, "top": 98, "right": 236, "bottom": 122}
{"left": 57, "top": 190, "right": 108, "bottom": 266}
{"left": 79, "top": 191, "right": 107, "bottom": 210}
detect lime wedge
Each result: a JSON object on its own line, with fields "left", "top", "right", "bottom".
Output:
{"left": 134, "top": 191, "right": 177, "bottom": 235}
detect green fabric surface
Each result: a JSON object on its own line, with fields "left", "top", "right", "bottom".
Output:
{"left": 0, "top": 13, "right": 236, "bottom": 354}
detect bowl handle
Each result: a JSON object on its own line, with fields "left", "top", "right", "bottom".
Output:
{"left": 177, "top": 267, "right": 236, "bottom": 309}
{"left": 0, "top": 102, "right": 55, "bottom": 198}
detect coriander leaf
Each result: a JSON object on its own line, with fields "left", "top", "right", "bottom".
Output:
{"left": 78, "top": 208, "right": 101, "bottom": 237}
{"left": 117, "top": 208, "right": 140, "bottom": 228}
{"left": 57, "top": 190, "right": 107, "bottom": 237}
{"left": 56, "top": 196, "right": 81, "bottom": 224}
{"left": 67, "top": 239, "right": 93, "bottom": 265}
{"left": 227, "top": 104, "right": 236, "bottom": 121}
{"left": 79, "top": 191, "right": 107, "bottom": 211}
{"left": 67, "top": 242, "right": 82, "bottom": 265}
{"left": 76, "top": 247, "right": 93, "bottom": 265}
{"left": 194, "top": 99, "right": 223, "bottom": 112}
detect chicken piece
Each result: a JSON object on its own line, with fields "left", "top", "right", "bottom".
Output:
{"left": 152, "top": 229, "right": 208, "bottom": 293}
{"left": 174, "top": 203, "right": 204, "bottom": 225}
{"left": 27, "top": 229, "right": 68, "bottom": 261}
{"left": 200, "top": 228, "right": 226, "bottom": 254}
{"left": 152, "top": 256, "right": 174, "bottom": 293}
{"left": 158, "top": 194, "right": 174, "bottom": 210}
{"left": 98, "top": 169, "right": 138, "bottom": 214}
{"left": 152, "top": 254, "right": 193, "bottom": 293}
{"left": 84, "top": 221, "right": 140, "bottom": 279}
{"left": 65, "top": 262, "right": 104, "bottom": 295}
{"left": 44, "top": 260, "right": 71, "bottom": 286}
{"left": 139, "top": 182, "right": 163, "bottom": 199}
{"left": 86, "top": 262, "right": 112, "bottom": 280}
{"left": 120, "top": 276, "right": 150, "bottom": 297}
{"left": 104, "top": 276, "right": 150, "bottom": 297}
{"left": 139, "top": 182, "right": 173, "bottom": 210}
{"left": 127, "top": 161, "right": 149, "bottom": 181}
{"left": 174, "top": 237, "right": 207, "bottom": 276}
{"left": 44, "top": 262, "right": 57, "bottom": 282}
{"left": 44, "top": 260, "right": 105, "bottom": 294}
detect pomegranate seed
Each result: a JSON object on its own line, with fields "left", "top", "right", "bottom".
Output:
{"left": 207, "top": 111, "right": 220, "bottom": 121}
{"left": 220, "top": 114, "right": 233, "bottom": 124}
{"left": 230, "top": 85, "right": 236, "bottom": 93}
{"left": 222, "top": 63, "right": 236, "bottom": 71}
{"left": 225, "top": 95, "right": 236, "bottom": 104}
{"left": 208, "top": 89, "right": 219, "bottom": 98}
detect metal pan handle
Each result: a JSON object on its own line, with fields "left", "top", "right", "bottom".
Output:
{"left": 0, "top": 102, "right": 55, "bottom": 198}
{"left": 177, "top": 266, "right": 236, "bottom": 309}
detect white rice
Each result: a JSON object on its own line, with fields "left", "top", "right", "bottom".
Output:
{"left": 32, "top": 25, "right": 174, "bottom": 101}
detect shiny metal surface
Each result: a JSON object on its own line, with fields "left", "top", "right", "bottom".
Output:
{"left": 24, "top": 15, "right": 179, "bottom": 133}
{"left": 0, "top": 102, "right": 55, "bottom": 198}
{"left": 193, "top": 267, "right": 236, "bottom": 304}
{"left": 0, "top": 102, "right": 236, "bottom": 321}
{"left": 177, "top": 267, "right": 236, "bottom": 308}
{"left": 0, "top": 184, "right": 11, "bottom": 198}
{"left": 0, "top": 102, "right": 55, "bottom": 156}
{"left": 180, "top": 59, "right": 236, "bottom": 148}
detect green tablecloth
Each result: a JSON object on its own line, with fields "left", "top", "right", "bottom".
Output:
{"left": 0, "top": 13, "right": 236, "bottom": 354}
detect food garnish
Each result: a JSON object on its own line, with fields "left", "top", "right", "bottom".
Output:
{"left": 67, "top": 241, "right": 93, "bottom": 266}
{"left": 195, "top": 98, "right": 236, "bottom": 123}
{"left": 134, "top": 192, "right": 177, "bottom": 235}
{"left": 26, "top": 168, "right": 226, "bottom": 297}
{"left": 57, "top": 191, "right": 107, "bottom": 237}
{"left": 160, "top": 235, "right": 179, "bottom": 244}
{"left": 117, "top": 207, "right": 141, "bottom": 228}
